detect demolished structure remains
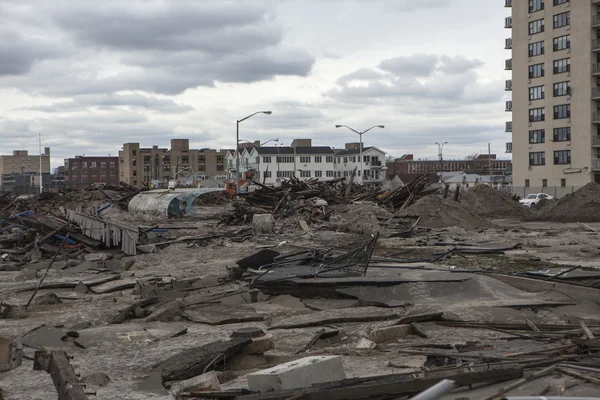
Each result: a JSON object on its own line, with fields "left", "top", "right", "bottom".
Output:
{"left": 3, "top": 178, "right": 600, "bottom": 399}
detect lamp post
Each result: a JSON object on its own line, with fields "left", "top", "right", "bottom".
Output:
{"left": 435, "top": 141, "right": 448, "bottom": 175}
{"left": 236, "top": 111, "right": 272, "bottom": 195}
{"left": 335, "top": 124, "right": 385, "bottom": 185}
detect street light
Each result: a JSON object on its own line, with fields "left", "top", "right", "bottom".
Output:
{"left": 236, "top": 111, "right": 272, "bottom": 195}
{"left": 435, "top": 142, "right": 448, "bottom": 174}
{"left": 335, "top": 124, "right": 385, "bottom": 185}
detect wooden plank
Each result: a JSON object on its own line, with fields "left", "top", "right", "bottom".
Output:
{"left": 269, "top": 307, "right": 400, "bottom": 330}
{"left": 108, "top": 297, "right": 159, "bottom": 324}
{"left": 33, "top": 351, "right": 88, "bottom": 400}
{"left": 90, "top": 279, "right": 136, "bottom": 294}
{"left": 580, "top": 320, "right": 596, "bottom": 340}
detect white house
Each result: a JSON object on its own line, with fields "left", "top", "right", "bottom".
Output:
{"left": 226, "top": 140, "right": 386, "bottom": 187}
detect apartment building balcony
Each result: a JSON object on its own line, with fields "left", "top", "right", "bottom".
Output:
{"left": 593, "top": 136, "right": 600, "bottom": 147}
{"left": 370, "top": 161, "right": 383, "bottom": 168}
{"left": 593, "top": 159, "right": 600, "bottom": 172}
{"left": 593, "top": 112, "right": 600, "bottom": 124}
{"left": 505, "top": 59, "right": 512, "bottom": 70}
{"left": 505, "top": 80, "right": 512, "bottom": 91}
{"left": 505, "top": 0, "right": 511, "bottom": 7}
{"left": 593, "top": 63, "right": 600, "bottom": 76}
{"left": 505, "top": 121, "right": 512, "bottom": 132}
{"left": 594, "top": 0, "right": 600, "bottom": 6}
{"left": 593, "top": 87, "right": 600, "bottom": 100}
{"left": 505, "top": 17, "right": 512, "bottom": 29}
{"left": 505, "top": 101, "right": 513, "bottom": 112}
{"left": 505, "top": 38, "right": 512, "bottom": 49}
{"left": 593, "top": 15, "right": 600, "bottom": 28}
{"left": 593, "top": 39, "right": 600, "bottom": 52}
{"left": 506, "top": 142, "right": 512, "bottom": 154}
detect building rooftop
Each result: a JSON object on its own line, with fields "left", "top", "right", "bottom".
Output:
{"left": 257, "top": 146, "right": 334, "bottom": 155}
{"left": 334, "top": 147, "right": 375, "bottom": 156}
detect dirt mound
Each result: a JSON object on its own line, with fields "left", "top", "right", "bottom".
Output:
{"left": 462, "top": 184, "right": 533, "bottom": 219}
{"left": 329, "top": 202, "right": 392, "bottom": 234}
{"left": 399, "top": 195, "right": 487, "bottom": 230}
{"left": 537, "top": 182, "right": 600, "bottom": 222}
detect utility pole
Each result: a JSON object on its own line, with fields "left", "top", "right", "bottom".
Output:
{"left": 488, "top": 142, "right": 492, "bottom": 187}
{"left": 435, "top": 142, "right": 448, "bottom": 179}
{"left": 39, "top": 134, "right": 43, "bottom": 193}
{"left": 335, "top": 124, "right": 385, "bottom": 185}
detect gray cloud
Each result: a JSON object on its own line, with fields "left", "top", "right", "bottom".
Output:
{"left": 0, "top": 28, "right": 64, "bottom": 75}
{"left": 330, "top": 54, "right": 498, "bottom": 106}
{"left": 379, "top": 54, "right": 439, "bottom": 78}
{"left": 20, "top": 94, "right": 194, "bottom": 114}
{"left": 389, "top": 0, "right": 451, "bottom": 12}
{"left": 0, "top": 1, "right": 315, "bottom": 95}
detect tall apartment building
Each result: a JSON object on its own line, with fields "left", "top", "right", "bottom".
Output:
{"left": 64, "top": 156, "right": 119, "bottom": 188}
{"left": 506, "top": 0, "right": 599, "bottom": 194}
{"left": 0, "top": 149, "right": 51, "bottom": 193}
{"left": 118, "top": 139, "right": 228, "bottom": 186}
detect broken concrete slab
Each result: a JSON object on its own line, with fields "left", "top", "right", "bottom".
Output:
{"left": 139, "top": 367, "right": 168, "bottom": 395}
{"left": 227, "top": 354, "right": 268, "bottom": 371}
{"left": 368, "top": 324, "right": 413, "bottom": 344}
{"left": 247, "top": 356, "right": 346, "bottom": 392}
{"left": 183, "top": 305, "right": 264, "bottom": 325}
{"left": 356, "top": 338, "right": 377, "bottom": 349}
{"left": 33, "top": 292, "right": 62, "bottom": 306}
{"left": 22, "top": 326, "right": 66, "bottom": 350}
{"left": 302, "top": 298, "right": 360, "bottom": 311}
{"left": 253, "top": 214, "right": 275, "bottom": 234}
{"left": 243, "top": 334, "right": 275, "bottom": 355}
{"left": 156, "top": 337, "right": 252, "bottom": 382}
{"left": 269, "top": 307, "right": 401, "bottom": 329}
{"left": 0, "top": 336, "right": 22, "bottom": 372}
{"left": 81, "top": 372, "right": 111, "bottom": 387}
{"left": 145, "top": 300, "right": 182, "bottom": 322}
{"left": 91, "top": 278, "right": 137, "bottom": 294}
{"left": 170, "top": 371, "right": 221, "bottom": 397}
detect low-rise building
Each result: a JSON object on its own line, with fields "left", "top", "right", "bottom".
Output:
{"left": 118, "top": 139, "right": 228, "bottom": 187}
{"left": 387, "top": 154, "right": 511, "bottom": 177}
{"left": 64, "top": 155, "right": 120, "bottom": 188}
{"left": 226, "top": 140, "right": 387, "bottom": 186}
{"left": 0, "top": 149, "right": 51, "bottom": 194}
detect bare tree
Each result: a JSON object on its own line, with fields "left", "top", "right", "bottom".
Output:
{"left": 385, "top": 155, "right": 396, "bottom": 163}
{"left": 465, "top": 153, "right": 479, "bottom": 161}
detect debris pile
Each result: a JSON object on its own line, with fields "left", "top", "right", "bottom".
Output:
{"left": 399, "top": 195, "right": 488, "bottom": 229}
{"left": 462, "top": 184, "right": 533, "bottom": 219}
{"left": 536, "top": 182, "right": 600, "bottom": 222}
{"left": 219, "top": 174, "right": 437, "bottom": 226}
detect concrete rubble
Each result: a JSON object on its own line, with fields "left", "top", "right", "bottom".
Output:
{"left": 2, "top": 179, "right": 600, "bottom": 398}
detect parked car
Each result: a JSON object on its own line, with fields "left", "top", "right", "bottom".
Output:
{"left": 519, "top": 193, "right": 554, "bottom": 207}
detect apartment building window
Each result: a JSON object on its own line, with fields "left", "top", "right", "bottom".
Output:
{"left": 181, "top": 155, "right": 189, "bottom": 163}
{"left": 529, "top": 41, "right": 544, "bottom": 57}
{"left": 553, "top": 12, "right": 569, "bottom": 28}
{"left": 101, "top": 162, "right": 106, "bottom": 167}
{"left": 553, "top": 58, "right": 570, "bottom": 74}
{"left": 163, "top": 166, "right": 170, "bottom": 171}
{"left": 315, "top": 171, "right": 323, "bottom": 178}
{"left": 529, "top": 152, "right": 546, "bottom": 166}
{"left": 553, "top": 127, "right": 570, "bottom": 141}
{"left": 554, "top": 0, "right": 569, "bottom": 5}
{"left": 82, "top": 162, "right": 87, "bottom": 168}
{"left": 143, "top": 156, "right": 151, "bottom": 163}
{"left": 163, "top": 156, "right": 170, "bottom": 162}
{"left": 90, "top": 162, "right": 97, "bottom": 168}
{"left": 529, "top": 0, "right": 544, "bottom": 12}
{"left": 553, "top": 104, "right": 570, "bottom": 119}
{"left": 343, "top": 171, "right": 349, "bottom": 177}
{"left": 553, "top": 81, "right": 570, "bottom": 96}
{"left": 262, "top": 156, "right": 271, "bottom": 163}
{"left": 326, "top": 156, "right": 333, "bottom": 163}
{"left": 276, "top": 156, "right": 294, "bottom": 163}
{"left": 343, "top": 157, "right": 348, "bottom": 163}
{"left": 529, "top": 63, "right": 545, "bottom": 78}
{"left": 529, "top": 85, "right": 545, "bottom": 100}
{"left": 553, "top": 35, "right": 570, "bottom": 51}
{"left": 314, "top": 156, "right": 322, "bottom": 163}
{"left": 561, "top": 178, "right": 566, "bottom": 187}
{"left": 263, "top": 171, "right": 272, "bottom": 178}
{"left": 216, "top": 155, "right": 224, "bottom": 162}
{"left": 529, "top": 129, "right": 545, "bottom": 143}
{"left": 529, "top": 108, "right": 545, "bottom": 122}
{"left": 542, "top": 179, "right": 547, "bottom": 187}
{"left": 300, "top": 156, "right": 311, "bottom": 163}
{"left": 554, "top": 150, "right": 571, "bottom": 165}
{"left": 199, "top": 155, "right": 205, "bottom": 163}
{"left": 525, "top": 179, "right": 530, "bottom": 187}
{"left": 217, "top": 165, "right": 224, "bottom": 171}
{"left": 326, "top": 171, "right": 334, "bottom": 177}
{"left": 528, "top": 19, "right": 545, "bottom": 35}
{"left": 198, "top": 165, "right": 205, "bottom": 171}
{"left": 277, "top": 171, "right": 293, "bottom": 178}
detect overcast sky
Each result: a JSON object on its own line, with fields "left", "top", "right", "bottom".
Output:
{"left": 0, "top": 0, "right": 511, "bottom": 168}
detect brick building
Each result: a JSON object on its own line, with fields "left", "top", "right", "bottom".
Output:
{"left": 386, "top": 154, "right": 512, "bottom": 177}
{"left": 64, "top": 156, "right": 120, "bottom": 188}
{"left": 118, "top": 139, "right": 228, "bottom": 187}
